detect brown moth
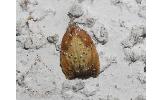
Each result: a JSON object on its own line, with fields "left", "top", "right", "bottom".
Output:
{"left": 60, "top": 23, "right": 100, "bottom": 79}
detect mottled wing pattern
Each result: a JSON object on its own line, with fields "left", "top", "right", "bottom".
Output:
{"left": 60, "top": 24, "right": 100, "bottom": 79}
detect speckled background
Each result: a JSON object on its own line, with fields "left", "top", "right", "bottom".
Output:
{"left": 16, "top": 0, "right": 146, "bottom": 100}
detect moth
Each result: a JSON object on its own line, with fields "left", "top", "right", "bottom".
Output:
{"left": 60, "top": 23, "right": 100, "bottom": 79}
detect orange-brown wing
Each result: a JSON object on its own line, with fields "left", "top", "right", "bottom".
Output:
{"left": 77, "top": 28, "right": 100, "bottom": 78}
{"left": 60, "top": 24, "right": 100, "bottom": 79}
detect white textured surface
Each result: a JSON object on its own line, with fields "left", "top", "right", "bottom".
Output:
{"left": 16, "top": 0, "right": 146, "bottom": 100}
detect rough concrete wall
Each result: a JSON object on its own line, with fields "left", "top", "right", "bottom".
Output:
{"left": 16, "top": 0, "right": 146, "bottom": 100}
